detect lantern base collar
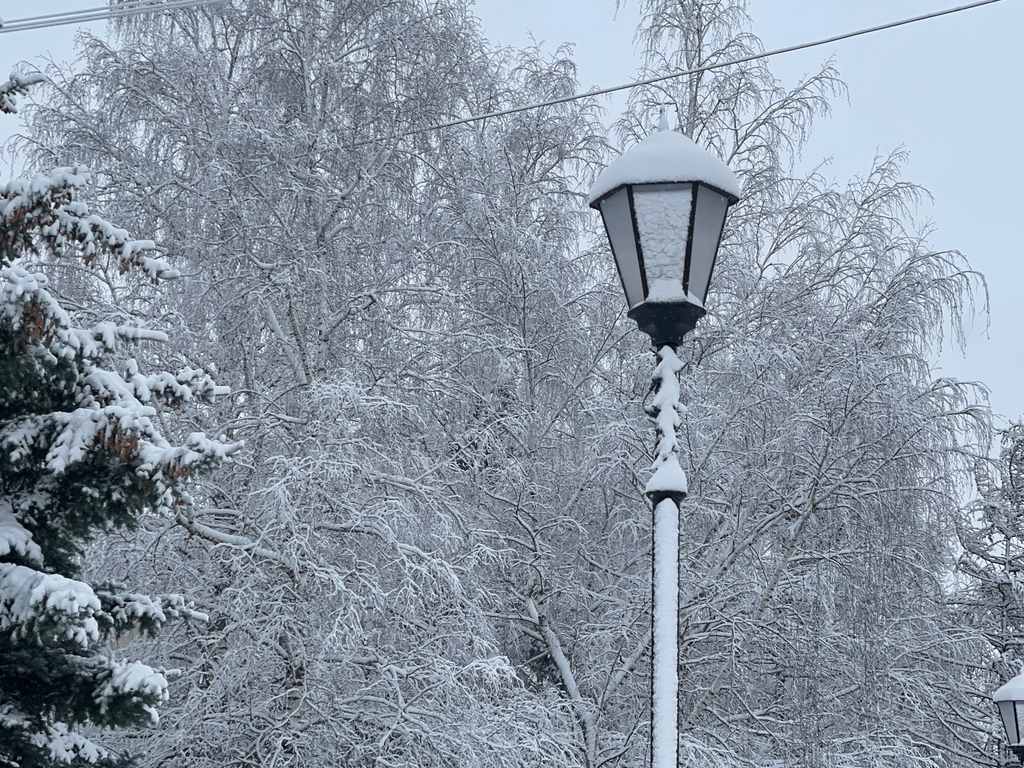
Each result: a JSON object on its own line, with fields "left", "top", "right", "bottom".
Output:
{"left": 627, "top": 301, "right": 707, "bottom": 347}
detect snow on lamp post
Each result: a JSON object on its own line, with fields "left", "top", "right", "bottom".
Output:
{"left": 589, "top": 111, "right": 739, "bottom": 768}
{"left": 995, "top": 674, "right": 1024, "bottom": 764}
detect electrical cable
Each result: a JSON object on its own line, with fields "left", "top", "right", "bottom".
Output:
{"left": 6, "top": 0, "right": 178, "bottom": 25}
{"left": 395, "top": 0, "right": 1010, "bottom": 141}
{"left": 1, "top": 0, "right": 226, "bottom": 32}
{"left": 0, "top": 0, "right": 1010, "bottom": 138}
{"left": 0, "top": 0, "right": 226, "bottom": 34}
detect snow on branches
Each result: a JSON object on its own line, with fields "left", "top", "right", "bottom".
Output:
{"left": 0, "top": 70, "right": 46, "bottom": 115}
{"left": 1, "top": 165, "right": 176, "bottom": 279}
{"left": 0, "top": 261, "right": 234, "bottom": 506}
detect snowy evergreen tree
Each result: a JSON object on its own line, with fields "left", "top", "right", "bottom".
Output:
{"left": 0, "top": 97, "right": 236, "bottom": 763}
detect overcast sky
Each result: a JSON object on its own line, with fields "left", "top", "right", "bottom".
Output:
{"left": 4, "top": 0, "right": 1021, "bottom": 427}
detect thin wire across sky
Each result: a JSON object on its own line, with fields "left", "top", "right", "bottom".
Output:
{"left": 0, "top": 0, "right": 1012, "bottom": 141}
{"left": 0, "top": 0, "right": 226, "bottom": 34}
{"left": 406, "top": 0, "right": 1009, "bottom": 139}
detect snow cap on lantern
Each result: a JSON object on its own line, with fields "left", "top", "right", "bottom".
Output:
{"left": 589, "top": 112, "right": 740, "bottom": 346}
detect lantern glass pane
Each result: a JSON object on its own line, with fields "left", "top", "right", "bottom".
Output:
{"left": 686, "top": 185, "right": 729, "bottom": 304}
{"left": 631, "top": 183, "right": 693, "bottom": 303}
{"left": 999, "top": 700, "right": 1021, "bottom": 745}
{"left": 599, "top": 188, "right": 645, "bottom": 309}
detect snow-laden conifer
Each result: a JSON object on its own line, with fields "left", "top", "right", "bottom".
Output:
{"left": 0, "top": 159, "right": 237, "bottom": 766}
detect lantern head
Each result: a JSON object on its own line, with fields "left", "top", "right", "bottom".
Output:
{"left": 589, "top": 123, "right": 740, "bottom": 346}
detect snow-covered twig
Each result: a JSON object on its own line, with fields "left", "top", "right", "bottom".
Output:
{"left": 0, "top": 70, "right": 45, "bottom": 115}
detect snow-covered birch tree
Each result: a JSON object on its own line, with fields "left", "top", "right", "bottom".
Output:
{"left": 16, "top": 2, "right": 609, "bottom": 765}
{"left": 955, "top": 423, "right": 1024, "bottom": 767}
{"left": 519, "top": 1, "right": 994, "bottom": 765}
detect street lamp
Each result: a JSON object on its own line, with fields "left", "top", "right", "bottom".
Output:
{"left": 589, "top": 112, "right": 739, "bottom": 768}
{"left": 995, "top": 674, "right": 1024, "bottom": 764}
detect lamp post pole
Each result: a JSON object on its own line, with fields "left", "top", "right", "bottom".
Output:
{"left": 646, "top": 344, "right": 687, "bottom": 768}
{"left": 588, "top": 111, "right": 739, "bottom": 768}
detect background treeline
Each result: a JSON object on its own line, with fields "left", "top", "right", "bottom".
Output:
{"left": 4, "top": 0, "right": 1022, "bottom": 766}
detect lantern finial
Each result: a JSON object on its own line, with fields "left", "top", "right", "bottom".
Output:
{"left": 658, "top": 105, "right": 670, "bottom": 132}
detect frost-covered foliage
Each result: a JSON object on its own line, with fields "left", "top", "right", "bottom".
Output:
{"left": 956, "top": 424, "right": 1024, "bottom": 766}
{"left": 16, "top": 0, "right": 993, "bottom": 766}
{"left": 0, "top": 157, "right": 235, "bottom": 766}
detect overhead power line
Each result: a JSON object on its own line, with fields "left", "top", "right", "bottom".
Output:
{"left": 0, "top": 0, "right": 226, "bottom": 34}
{"left": 0, "top": 0, "right": 1009, "bottom": 134}
{"left": 400, "top": 0, "right": 1009, "bottom": 140}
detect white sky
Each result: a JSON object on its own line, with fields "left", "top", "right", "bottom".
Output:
{"left": 3, "top": 0, "right": 1021, "bottom": 426}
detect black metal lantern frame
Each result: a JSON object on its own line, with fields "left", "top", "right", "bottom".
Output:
{"left": 590, "top": 178, "right": 738, "bottom": 347}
